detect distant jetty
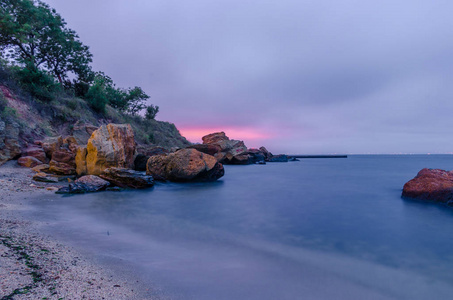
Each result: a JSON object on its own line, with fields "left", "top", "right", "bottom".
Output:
{"left": 288, "top": 155, "right": 348, "bottom": 159}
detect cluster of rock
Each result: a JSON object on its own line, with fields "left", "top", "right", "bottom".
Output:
{"left": 14, "top": 124, "right": 231, "bottom": 193}
{"left": 402, "top": 168, "right": 453, "bottom": 206}
{"left": 188, "top": 132, "right": 288, "bottom": 165}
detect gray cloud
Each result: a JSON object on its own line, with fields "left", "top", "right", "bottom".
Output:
{"left": 44, "top": 0, "right": 453, "bottom": 153}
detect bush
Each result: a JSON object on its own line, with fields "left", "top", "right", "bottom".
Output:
{"left": 145, "top": 104, "right": 159, "bottom": 120}
{"left": 15, "top": 63, "right": 60, "bottom": 102}
{"left": 85, "top": 82, "right": 108, "bottom": 113}
{"left": 0, "top": 94, "right": 7, "bottom": 112}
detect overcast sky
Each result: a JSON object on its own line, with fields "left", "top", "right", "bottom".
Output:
{"left": 43, "top": 0, "right": 453, "bottom": 154}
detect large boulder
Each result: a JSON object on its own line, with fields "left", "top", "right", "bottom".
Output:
{"left": 100, "top": 167, "right": 154, "bottom": 189}
{"left": 146, "top": 148, "right": 224, "bottom": 182}
{"left": 76, "top": 124, "right": 136, "bottom": 176}
{"left": 201, "top": 132, "right": 249, "bottom": 164}
{"left": 0, "top": 121, "right": 21, "bottom": 166}
{"left": 402, "top": 168, "right": 453, "bottom": 205}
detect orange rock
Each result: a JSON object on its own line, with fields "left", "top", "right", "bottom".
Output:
{"left": 18, "top": 156, "right": 42, "bottom": 168}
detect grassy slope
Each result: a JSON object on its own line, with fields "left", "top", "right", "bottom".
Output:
{"left": 0, "top": 66, "right": 191, "bottom": 149}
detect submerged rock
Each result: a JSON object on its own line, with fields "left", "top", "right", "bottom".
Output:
{"left": 402, "top": 168, "right": 453, "bottom": 205}
{"left": 100, "top": 167, "right": 154, "bottom": 189}
{"left": 146, "top": 148, "right": 224, "bottom": 182}
{"left": 57, "top": 175, "right": 110, "bottom": 194}
{"left": 268, "top": 154, "right": 288, "bottom": 162}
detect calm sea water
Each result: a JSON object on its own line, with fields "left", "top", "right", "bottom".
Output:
{"left": 31, "top": 155, "right": 453, "bottom": 299}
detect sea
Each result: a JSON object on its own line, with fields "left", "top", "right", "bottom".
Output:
{"left": 29, "top": 155, "right": 453, "bottom": 299}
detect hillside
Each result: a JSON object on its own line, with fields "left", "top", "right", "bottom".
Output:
{"left": 0, "top": 64, "right": 190, "bottom": 165}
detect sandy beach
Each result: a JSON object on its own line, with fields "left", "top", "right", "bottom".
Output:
{"left": 0, "top": 160, "right": 146, "bottom": 299}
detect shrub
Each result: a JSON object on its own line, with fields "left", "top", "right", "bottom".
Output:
{"left": 15, "top": 63, "right": 60, "bottom": 102}
{"left": 85, "top": 81, "right": 108, "bottom": 113}
{"left": 0, "top": 94, "right": 7, "bottom": 112}
{"left": 145, "top": 104, "right": 159, "bottom": 120}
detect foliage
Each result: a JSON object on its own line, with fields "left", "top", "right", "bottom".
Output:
{"left": 85, "top": 75, "right": 108, "bottom": 113}
{"left": 0, "top": 93, "right": 7, "bottom": 112}
{"left": 14, "top": 61, "right": 60, "bottom": 101}
{"left": 82, "top": 72, "right": 150, "bottom": 115}
{"left": 0, "top": 0, "right": 92, "bottom": 83}
{"left": 145, "top": 104, "right": 159, "bottom": 120}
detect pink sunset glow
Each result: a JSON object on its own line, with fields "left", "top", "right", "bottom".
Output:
{"left": 179, "top": 127, "right": 274, "bottom": 146}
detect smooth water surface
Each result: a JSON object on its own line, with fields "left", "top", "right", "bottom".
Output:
{"left": 31, "top": 155, "right": 453, "bottom": 299}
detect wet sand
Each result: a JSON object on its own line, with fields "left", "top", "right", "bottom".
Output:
{"left": 0, "top": 160, "right": 147, "bottom": 299}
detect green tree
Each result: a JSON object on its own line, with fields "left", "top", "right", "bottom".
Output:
{"left": 0, "top": 0, "right": 92, "bottom": 84}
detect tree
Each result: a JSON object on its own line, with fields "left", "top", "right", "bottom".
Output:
{"left": 0, "top": 0, "right": 92, "bottom": 84}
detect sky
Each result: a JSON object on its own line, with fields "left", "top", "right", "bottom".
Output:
{"left": 43, "top": 0, "right": 453, "bottom": 154}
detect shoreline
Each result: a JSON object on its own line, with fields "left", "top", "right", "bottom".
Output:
{"left": 0, "top": 161, "right": 148, "bottom": 299}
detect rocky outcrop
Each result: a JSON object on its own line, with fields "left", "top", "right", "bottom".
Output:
{"left": 76, "top": 124, "right": 136, "bottom": 176}
{"left": 200, "top": 132, "right": 249, "bottom": 164}
{"left": 18, "top": 156, "right": 42, "bottom": 168}
{"left": 0, "top": 121, "right": 21, "bottom": 166}
{"left": 402, "top": 168, "right": 453, "bottom": 205}
{"left": 146, "top": 148, "right": 224, "bottom": 182}
{"left": 100, "top": 167, "right": 154, "bottom": 189}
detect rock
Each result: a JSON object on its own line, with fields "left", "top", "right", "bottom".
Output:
{"left": 39, "top": 136, "right": 63, "bottom": 159}
{"left": 402, "top": 168, "right": 453, "bottom": 205}
{"left": 201, "top": 132, "right": 249, "bottom": 164}
{"left": 146, "top": 148, "right": 224, "bottom": 182}
{"left": 32, "top": 164, "right": 50, "bottom": 173}
{"left": 49, "top": 148, "right": 77, "bottom": 175}
{"left": 17, "top": 156, "right": 42, "bottom": 168}
{"left": 70, "top": 121, "right": 98, "bottom": 144}
{"left": 230, "top": 154, "right": 252, "bottom": 165}
{"left": 75, "top": 147, "right": 88, "bottom": 175}
{"left": 187, "top": 144, "right": 222, "bottom": 156}
{"left": 268, "top": 154, "right": 288, "bottom": 162}
{"left": 259, "top": 146, "right": 273, "bottom": 161}
{"left": 100, "top": 167, "right": 154, "bottom": 189}
{"left": 33, "top": 172, "right": 59, "bottom": 183}
{"left": 57, "top": 175, "right": 111, "bottom": 194}
{"left": 21, "top": 146, "right": 47, "bottom": 163}
{"left": 247, "top": 148, "right": 266, "bottom": 164}
{"left": 0, "top": 121, "right": 21, "bottom": 166}
{"left": 133, "top": 146, "right": 170, "bottom": 171}
{"left": 76, "top": 124, "right": 136, "bottom": 176}
{"left": 134, "top": 154, "right": 149, "bottom": 171}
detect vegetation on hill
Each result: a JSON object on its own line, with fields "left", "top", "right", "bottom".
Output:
{"left": 0, "top": 0, "right": 190, "bottom": 149}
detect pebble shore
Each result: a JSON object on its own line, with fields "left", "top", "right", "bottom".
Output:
{"left": 0, "top": 161, "right": 146, "bottom": 299}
